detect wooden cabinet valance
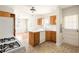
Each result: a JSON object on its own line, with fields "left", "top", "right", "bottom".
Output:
{"left": 0, "top": 11, "right": 12, "bottom": 17}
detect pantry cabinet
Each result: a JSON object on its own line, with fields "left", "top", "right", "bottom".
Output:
{"left": 29, "top": 32, "right": 40, "bottom": 46}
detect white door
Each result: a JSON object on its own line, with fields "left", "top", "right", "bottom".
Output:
{"left": 63, "top": 15, "right": 79, "bottom": 46}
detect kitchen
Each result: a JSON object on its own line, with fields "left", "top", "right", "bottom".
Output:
{"left": 0, "top": 5, "right": 57, "bottom": 53}
{"left": 0, "top": 5, "right": 79, "bottom": 53}
{"left": 28, "top": 15, "right": 56, "bottom": 46}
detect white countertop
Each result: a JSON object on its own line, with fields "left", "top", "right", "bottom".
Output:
{"left": 28, "top": 29, "right": 56, "bottom": 32}
{"left": 28, "top": 29, "right": 44, "bottom": 32}
{"left": 28, "top": 25, "right": 56, "bottom": 32}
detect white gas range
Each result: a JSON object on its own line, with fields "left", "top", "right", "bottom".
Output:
{"left": 0, "top": 37, "right": 26, "bottom": 53}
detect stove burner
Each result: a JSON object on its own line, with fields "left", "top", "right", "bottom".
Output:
{"left": 0, "top": 37, "right": 20, "bottom": 53}
{"left": 0, "top": 37, "right": 15, "bottom": 43}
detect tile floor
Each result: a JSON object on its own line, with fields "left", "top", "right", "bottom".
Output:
{"left": 26, "top": 41, "right": 79, "bottom": 53}
{"left": 16, "top": 32, "right": 79, "bottom": 53}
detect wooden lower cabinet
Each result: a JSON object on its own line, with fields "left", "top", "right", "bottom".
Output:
{"left": 45, "top": 31, "right": 51, "bottom": 41}
{"left": 29, "top": 31, "right": 56, "bottom": 46}
{"left": 51, "top": 31, "right": 56, "bottom": 42}
{"left": 45, "top": 31, "right": 56, "bottom": 43}
{"left": 29, "top": 32, "right": 40, "bottom": 46}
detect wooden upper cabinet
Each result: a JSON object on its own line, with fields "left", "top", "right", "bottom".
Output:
{"left": 0, "top": 11, "right": 11, "bottom": 17}
{"left": 37, "top": 18, "right": 42, "bottom": 25}
{"left": 50, "top": 16, "right": 56, "bottom": 25}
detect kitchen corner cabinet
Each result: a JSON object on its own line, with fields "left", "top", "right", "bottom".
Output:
{"left": 45, "top": 31, "right": 56, "bottom": 43}
{"left": 37, "top": 18, "right": 42, "bottom": 25}
{"left": 50, "top": 16, "right": 56, "bottom": 25}
{"left": 29, "top": 32, "right": 40, "bottom": 46}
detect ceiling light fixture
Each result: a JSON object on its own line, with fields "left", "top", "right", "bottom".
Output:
{"left": 30, "top": 7, "right": 36, "bottom": 13}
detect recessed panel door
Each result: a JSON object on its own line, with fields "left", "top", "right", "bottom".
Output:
{"left": 63, "top": 15, "right": 79, "bottom": 46}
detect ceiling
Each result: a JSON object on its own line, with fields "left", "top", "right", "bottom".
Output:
{"left": 8, "top": 5, "right": 58, "bottom": 15}
{"left": 59, "top": 5, "right": 73, "bottom": 8}
{"left": 6, "top": 5, "right": 73, "bottom": 18}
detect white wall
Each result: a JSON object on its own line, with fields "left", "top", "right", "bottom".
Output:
{"left": 14, "top": 9, "right": 32, "bottom": 33}
{"left": 56, "top": 7, "right": 63, "bottom": 46}
{"left": 16, "top": 18, "right": 28, "bottom": 33}
{"left": 28, "top": 15, "right": 37, "bottom": 31}
{"left": 0, "top": 5, "right": 13, "bottom": 13}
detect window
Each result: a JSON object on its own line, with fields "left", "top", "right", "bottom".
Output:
{"left": 64, "top": 15, "right": 78, "bottom": 29}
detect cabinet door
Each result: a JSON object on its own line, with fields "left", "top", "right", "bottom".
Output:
{"left": 34, "top": 32, "right": 40, "bottom": 45}
{"left": 37, "top": 18, "right": 42, "bottom": 25}
{"left": 51, "top": 31, "right": 56, "bottom": 42}
{"left": 29, "top": 32, "right": 34, "bottom": 46}
{"left": 50, "top": 16, "right": 56, "bottom": 25}
{"left": 45, "top": 31, "right": 51, "bottom": 41}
